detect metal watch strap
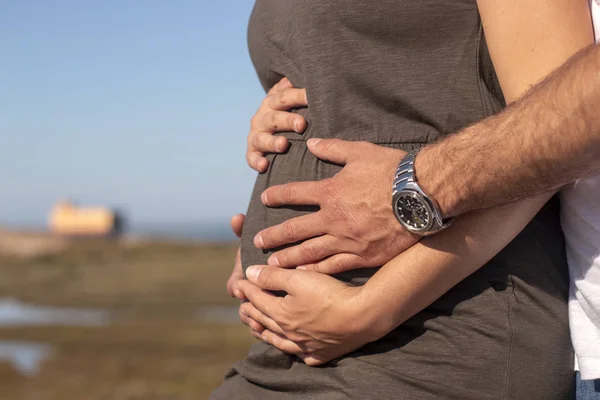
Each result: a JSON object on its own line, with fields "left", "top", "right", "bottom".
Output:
{"left": 392, "top": 150, "right": 418, "bottom": 195}
{"left": 392, "top": 149, "right": 452, "bottom": 235}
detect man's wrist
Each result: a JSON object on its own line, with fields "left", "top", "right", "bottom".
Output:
{"left": 413, "top": 144, "right": 460, "bottom": 219}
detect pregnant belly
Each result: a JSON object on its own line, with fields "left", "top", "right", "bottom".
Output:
{"left": 240, "top": 138, "right": 419, "bottom": 286}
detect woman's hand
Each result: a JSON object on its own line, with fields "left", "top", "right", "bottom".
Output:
{"left": 235, "top": 265, "right": 387, "bottom": 366}
{"left": 247, "top": 77, "right": 308, "bottom": 172}
{"left": 226, "top": 214, "right": 246, "bottom": 300}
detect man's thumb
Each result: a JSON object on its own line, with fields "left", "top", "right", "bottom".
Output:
{"left": 247, "top": 266, "right": 295, "bottom": 293}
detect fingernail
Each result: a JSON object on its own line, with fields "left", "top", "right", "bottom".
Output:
{"left": 276, "top": 138, "right": 286, "bottom": 151}
{"left": 268, "top": 255, "right": 279, "bottom": 267}
{"left": 259, "top": 158, "right": 268, "bottom": 172}
{"left": 246, "top": 265, "right": 263, "bottom": 282}
{"left": 254, "top": 234, "right": 265, "bottom": 248}
{"left": 261, "top": 191, "right": 269, "bottom": 204}
{"left": 307, "top": 138, "right": 321, "bottom": 147}
{"left": 293, "top": 119, "right": 300, "bottom": 133}
{"left": 234, "top": 288, "right": 242, "bottom": 298}
{"left": 296, "top": 265, "right": 307, "bottom": 270}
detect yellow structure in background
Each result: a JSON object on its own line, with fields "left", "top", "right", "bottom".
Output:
{"left": 48, "top": 200, "right": 124, "bottom": 237}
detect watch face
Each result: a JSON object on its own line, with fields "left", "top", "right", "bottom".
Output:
{"left": 394, "top": 191, "right": 433, "bottom": 232}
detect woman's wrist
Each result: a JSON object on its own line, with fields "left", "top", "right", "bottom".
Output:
{"left": 353, "top": 284, "right": 402, "bottom": 341}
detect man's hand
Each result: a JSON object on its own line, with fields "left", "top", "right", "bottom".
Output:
{"left": 236, "top": 265, "right": 387, "bottom": 366}
{"left": 254, "top": 138, "right": 419, "bottom": 274}
{"left": 226, "top": 214, "right": 246, "bottom": 300}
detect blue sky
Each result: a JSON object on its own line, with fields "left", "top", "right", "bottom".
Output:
{"left": 0, "top": 1, "right": 263, "bottom": 227}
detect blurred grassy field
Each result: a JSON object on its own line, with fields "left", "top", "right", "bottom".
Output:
{"left": 0, "top": 234, "right": 254, "bottom": 399}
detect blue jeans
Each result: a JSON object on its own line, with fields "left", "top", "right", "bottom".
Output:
{"left": 577, "top": 372, "right": 600, "bottom": 400}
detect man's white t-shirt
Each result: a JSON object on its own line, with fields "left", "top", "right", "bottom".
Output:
{"left": 560, "top": 1, "right": 600, "bottom": 380}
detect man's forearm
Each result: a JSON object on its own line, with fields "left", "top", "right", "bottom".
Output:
{"left": 416, "top": 44, "right": 600, "bottom": 218}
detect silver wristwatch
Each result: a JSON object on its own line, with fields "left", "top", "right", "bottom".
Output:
{"left": 392, "top": 150, "right": 452, "bottom": 236}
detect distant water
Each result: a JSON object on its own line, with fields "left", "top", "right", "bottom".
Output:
{"left": 0, "top": 219, "right": 237, "bottom": 242}
{"left": 0, "top": 298, "right": 110, "bottom": 327}
{"left": 0, "top": 298, "right": 239, "bottom": 376}
{"left": 0, "top": 298, "right": 239, "bottom": 328}
{"left": 0, "top": 341, "right": 52, "bottom": 376}
{"left": 130, "top": 220, "right": 236, "bottom": 242}
{"left": 196, "top": 306, "right": 240, "bottom": 323}
{"left": 0, "top": 298, "right": 109, "bottom": 376}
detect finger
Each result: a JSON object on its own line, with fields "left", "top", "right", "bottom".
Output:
{"left": 226, "top": 247, "right": 245, "bottom": 299}
{"left": 252, "top": 131, "right": 290, "bottom": 153}
{"left": 267, "top": 234, "right": 343, "bottom": 268}
{"left": 239, "top": 305, "right": 250, "bottom": 326}
{"left": 251, "top": 329, "right": 264, "bottom": 342}
{"left": 240, "top": 305, "right": 266, "bottom": 333}
{"left": 268, "top": 77, "right": 293, "bottom": 95}
{"left": 245, "top": 266, "right": 300, "bottom": 295}
{"left": 299, "top": 353, "right": 328, "bottom": 367}
{"left": 235, "top": 278, "right": 283, "bottom": 318}
{"left": 267, "top": 88, "right": 308, "bottom": 111}
{"left": 306, "top": 138, "right": 366, "bottom": 165}
{"left": 246, "top": 149, "right": 269, "bottom": 172}
{"left": 230, "top": 214, "right": 245, "bottom": 238}
{"left": 254, "top": 213, "right": 326, "bottom": 250}
{"left": 301, "top": 253, "right": 364, "bottom": 275}
{"left": 260, "top": 109, "right": 306, "bottom": 134}
{"left": 261, "top": 330, "right": 305, "bottom": 355}
{"left": 240, "top": 302, "right": 285, "bottom": 336}
{"left": 226, "top": 212, "right": 245, "bottom": 297}
{"left": 261, "top": 181, "right": 323, "bottom": 207}
{"left": 247, "top": 318, "right": 266, "bottom": 334}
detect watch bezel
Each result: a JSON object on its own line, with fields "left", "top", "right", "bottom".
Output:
{"left": 392, "top": 189, "right": 435, "bottom": 234}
